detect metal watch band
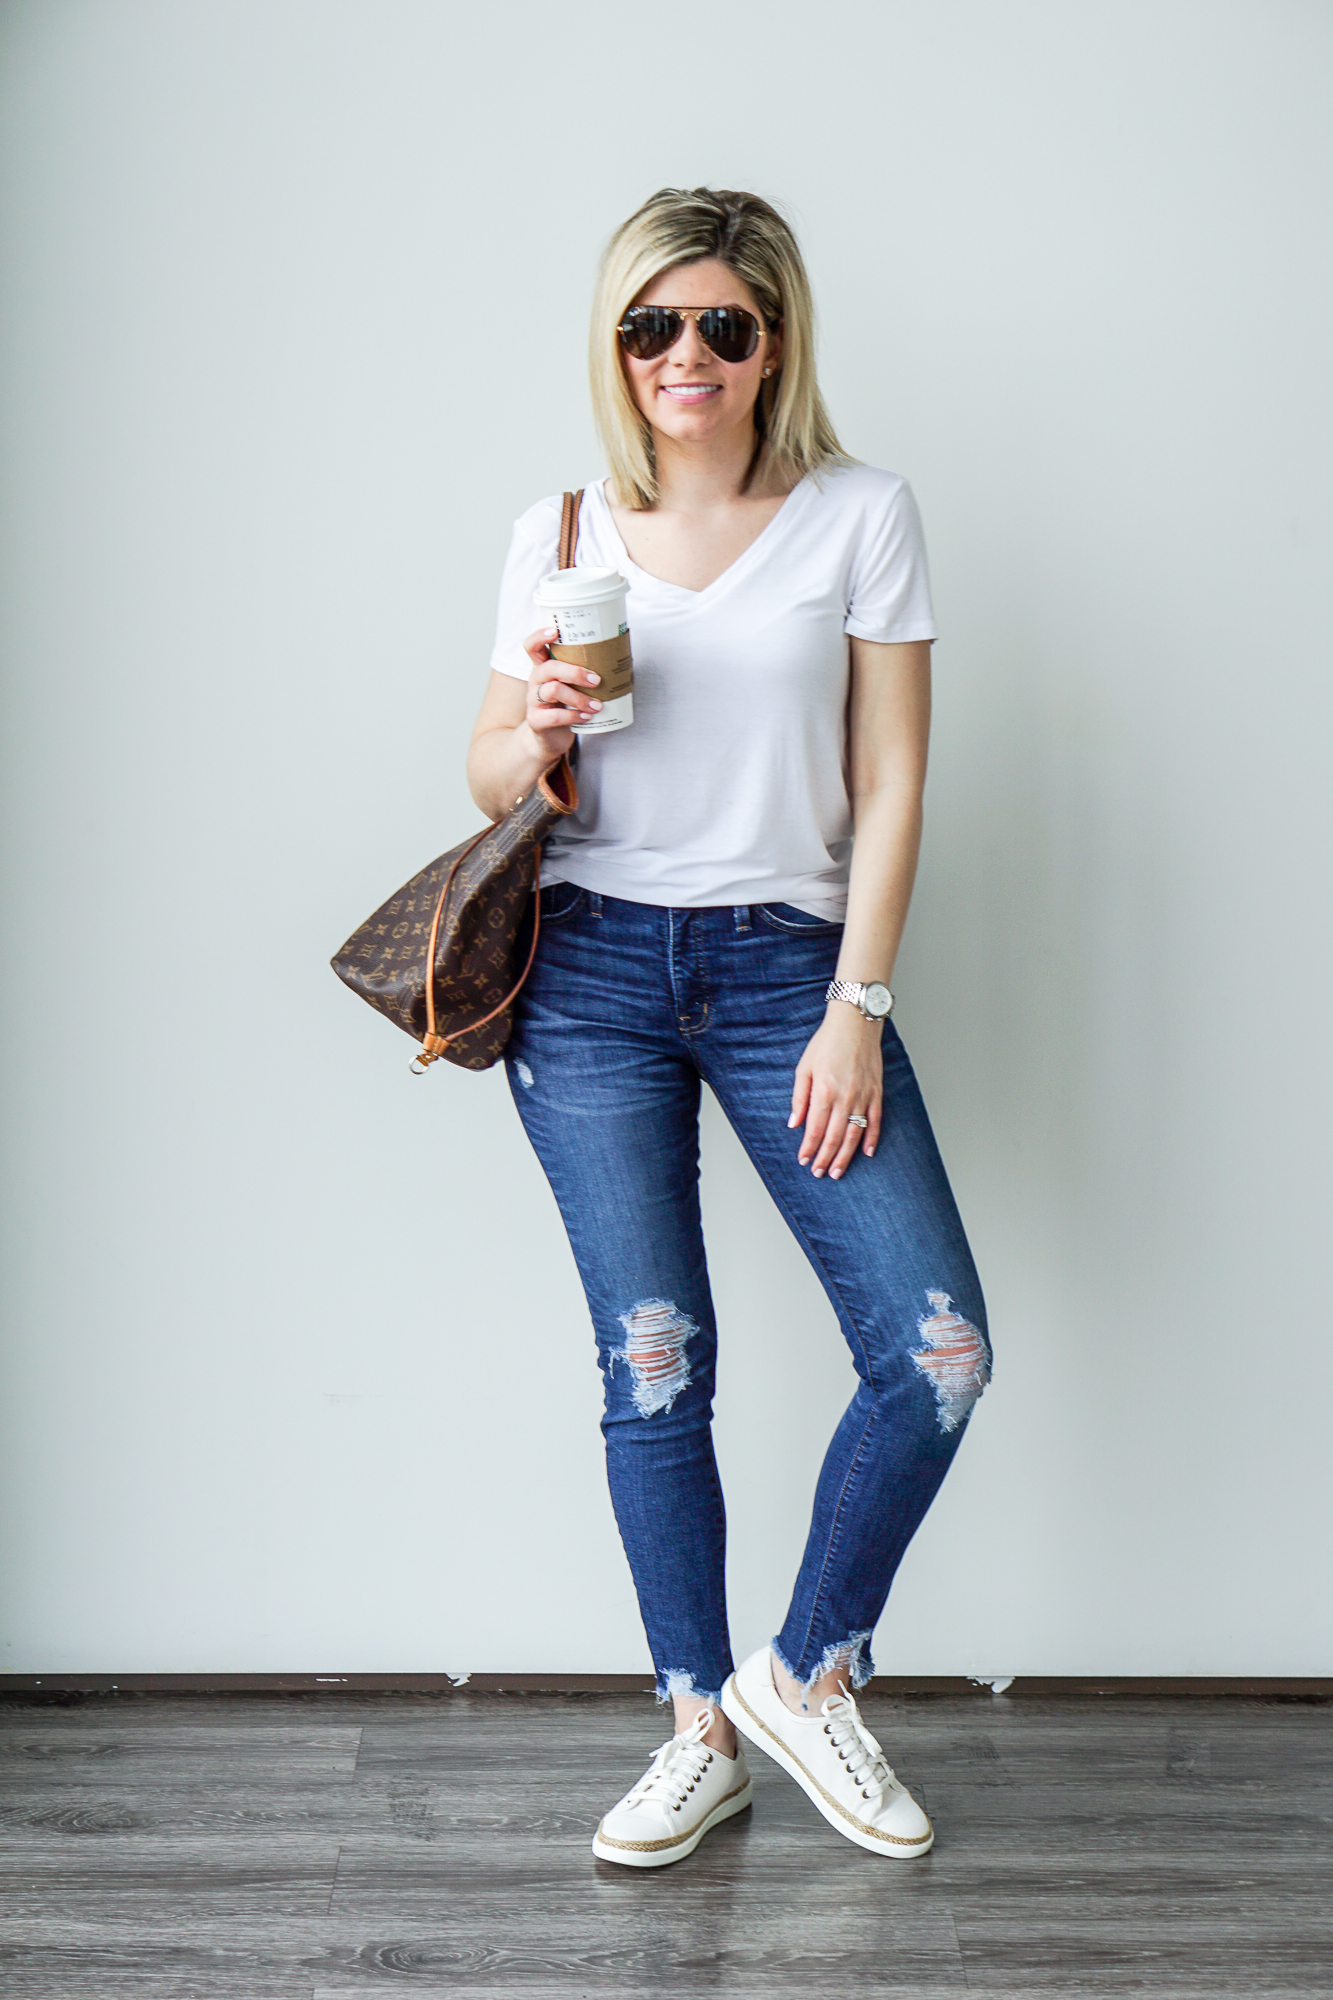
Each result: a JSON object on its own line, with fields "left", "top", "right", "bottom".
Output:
{"left": 825, "top": 978, "right": 894, "bottom": 1020}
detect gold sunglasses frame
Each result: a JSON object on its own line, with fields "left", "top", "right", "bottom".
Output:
{"left": 616, "top": 305, "right": 776, "bottom": 362}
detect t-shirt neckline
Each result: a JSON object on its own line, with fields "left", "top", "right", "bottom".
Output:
{"left": 589, "top": 472, "right": 812, "bottom": 603}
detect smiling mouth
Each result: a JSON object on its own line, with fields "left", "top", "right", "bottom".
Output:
{"left": 660, "top": 383, "right": 722, "bottom": 401}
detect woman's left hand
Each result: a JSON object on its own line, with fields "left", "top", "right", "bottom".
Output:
{"left": 789, "top": 1007, "right": 883, "bottom": 1179}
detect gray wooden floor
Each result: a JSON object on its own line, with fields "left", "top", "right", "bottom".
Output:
{"left": 0, "top": 1688, "right": 1329, "bottom": 1997}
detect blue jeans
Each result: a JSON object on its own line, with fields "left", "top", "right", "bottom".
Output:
{"left": 507, "top": 887, "right": 990, "bottom": 1703}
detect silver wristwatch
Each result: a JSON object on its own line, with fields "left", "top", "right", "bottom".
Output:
{"left": 826, "top": 978, "right": 894, "bottom": 1022}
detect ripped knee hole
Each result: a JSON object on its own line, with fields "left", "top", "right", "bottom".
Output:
{"left": 911, "top": 1291, "right": 990, "bottom": 1433}
{"left": 613, "top": 1299, "right": 697, "bottom": 1417}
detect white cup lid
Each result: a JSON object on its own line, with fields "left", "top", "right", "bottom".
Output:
{"left": 534, "top": 565, "right": 628, "bottom": 608}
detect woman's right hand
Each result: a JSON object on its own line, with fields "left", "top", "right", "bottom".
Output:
{"left": 523, "top": 627, "right": 602, "bottom": 756}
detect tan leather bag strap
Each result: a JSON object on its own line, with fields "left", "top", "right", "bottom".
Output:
{"left": 416, "top": 497, "right": 583, "bottom": 1066}
{"left": 558, "top": 486, "right": 583, "bottom": 571}
{"left": 418, "top": 825, "right": 491, "bottom": 1061}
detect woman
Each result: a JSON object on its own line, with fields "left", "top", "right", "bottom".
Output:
{"left": 468, "top": 187, "right": 990, "bottom": 1867}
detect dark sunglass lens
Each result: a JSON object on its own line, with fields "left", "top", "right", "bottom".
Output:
{"left": 699, "top": 308, "right": 759, "bottom": 362}
{"left": 619, "top": 308, "right": 680, "bottom": 359}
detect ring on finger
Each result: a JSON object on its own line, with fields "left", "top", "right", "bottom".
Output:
{"left": 847, "top": 1113, "right": 869, "bottom": 1129}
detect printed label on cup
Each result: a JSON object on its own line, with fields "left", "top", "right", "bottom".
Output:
{"left": 551, "top": 604, "right": 611, "bottom": 645}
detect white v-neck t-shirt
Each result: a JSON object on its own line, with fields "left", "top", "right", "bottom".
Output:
{"left": 487, "top": 462, "right": 936, "bottom": 918}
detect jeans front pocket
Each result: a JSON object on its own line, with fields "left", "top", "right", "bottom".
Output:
{"left": 757, "top": 902, "right": 844, "bottom": 935}
{"left": 539, "top": 882, "right": 587, "bottom": 926}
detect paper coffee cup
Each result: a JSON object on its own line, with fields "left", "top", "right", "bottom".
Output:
{"left": 533, "top": 566, "right": 633, "bottom": 734}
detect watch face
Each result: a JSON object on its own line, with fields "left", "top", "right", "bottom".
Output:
{"left": 863, "top": 983, "right": 893, "bottom": 1018}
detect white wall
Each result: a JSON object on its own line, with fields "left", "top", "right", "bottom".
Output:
{"left": 2, "top": 0, "right": 1330, "bottom": 1678}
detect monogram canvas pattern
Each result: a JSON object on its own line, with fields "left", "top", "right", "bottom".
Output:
{"left": 330, "top": 762, "right": 576, "bottom": 1071}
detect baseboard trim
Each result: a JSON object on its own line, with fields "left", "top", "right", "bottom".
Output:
{"left": 2, "top": 1672, "right": 1329, "bottom": 1700}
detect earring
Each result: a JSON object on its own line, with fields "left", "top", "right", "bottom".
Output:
{"left": 762, "top": 366, "right": 772, "bottom": 377}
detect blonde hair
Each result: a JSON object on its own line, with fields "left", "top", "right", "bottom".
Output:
{"left": 590, "top": 187, "right": 847, "bottom": 510}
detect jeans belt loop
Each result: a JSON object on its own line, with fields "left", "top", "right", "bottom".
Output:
{"left": 734, "top": 905, "right": 752, "bottom": 933}
{"left": 589, "top": 890, "right": 603, "bottom": 919}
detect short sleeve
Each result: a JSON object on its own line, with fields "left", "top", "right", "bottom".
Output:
{"left": 488, "top": 497, "right": 562, "bottom": 680}
{"left": 843, "top": 476, "right": 938, "bottom": 644}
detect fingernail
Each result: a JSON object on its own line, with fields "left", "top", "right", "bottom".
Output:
{"left": 787, "top": 1115, "right": 799, "bottom": 1128}
{"left": 812, "top": 1167, "right": 824, "bottom": 1178}
{"left": 584, "top": 672, "right": 600, "bottom": 685}
{"left": 588, "top": 699, "right": 602, "bottom": 710}
{"left": 830, "top": 1169, "right": 841, "bottom": 1180}
{"left": 865, "top": 1146, "right": 875, "bottom": 1157}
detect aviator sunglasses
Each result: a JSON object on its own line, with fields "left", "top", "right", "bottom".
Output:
{"left": 617, "top": 304, "right": 778, "bottom": 365}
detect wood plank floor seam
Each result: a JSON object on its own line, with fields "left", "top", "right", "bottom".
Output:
{"left": 948, "top": 1908, "right": 973, "bottom": 1991}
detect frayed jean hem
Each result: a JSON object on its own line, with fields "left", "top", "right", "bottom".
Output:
{"left": 656, "top": 1668, "right": 726, "bottom": 1706}
{"left": 770, "top": 1629, "right": 875, "bottom": 1693}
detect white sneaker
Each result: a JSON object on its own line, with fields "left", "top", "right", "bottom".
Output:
{"left": 591, "top": 1707, "right": 753, "bottom": 1868}
{"left": 721, "top": 1647, "right": 933, "bottom": 1858}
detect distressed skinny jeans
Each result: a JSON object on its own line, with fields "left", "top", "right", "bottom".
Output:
{"left": 506, "top": 887, "right": 990, "bottom": 1703}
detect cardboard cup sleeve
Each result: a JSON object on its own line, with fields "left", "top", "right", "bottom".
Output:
{"left": 550, "top": 632, "right": 634, "bottom": 702}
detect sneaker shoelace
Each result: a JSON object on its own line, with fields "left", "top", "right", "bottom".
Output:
{"left": 624, "top": 1706, "right": 717, "bottom": 1815}
{"left": 820, "top": 1691, "right": 897, "bottom": 1802}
